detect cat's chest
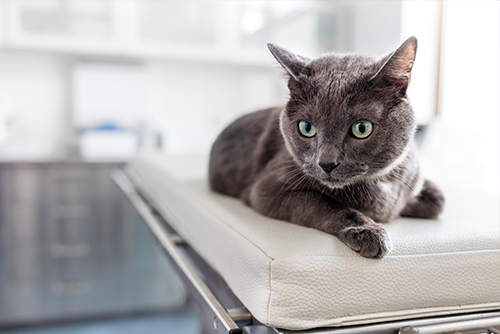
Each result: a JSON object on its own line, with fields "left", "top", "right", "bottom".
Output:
{"left": 369, "top": 180, "right": 411, "bottom": 221}
{"left": 375, "top": 181, "right": 401, "bottom": 205}
{"left": 339, "top": 180, "right": 409, "bottom": 222}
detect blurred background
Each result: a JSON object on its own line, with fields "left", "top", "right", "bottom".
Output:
{"left": 0, "top": 1, "right": 498, "bottom": 333}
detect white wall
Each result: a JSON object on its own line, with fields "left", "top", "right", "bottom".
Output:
{"left": 0, "top": 51, "right": 286, "bottom": 157}
{"left": 145, "top": 60, "right": 285, "bottom": 153}
{"left": 400, "top": 1, "right": 442, "bottom": 124}
{"left": 0, "top": 51, "right": 70, "bottom": 157}
{"left": 437, "top": 1, "right": 499, "bottom": 194}
{"left": 343, "top": 1, "right": 402, "bottom": 57}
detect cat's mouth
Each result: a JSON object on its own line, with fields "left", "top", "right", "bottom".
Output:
{"left": 318, "top": 177, "right": 353, "bottom": 189}
{"left": 303, "top": 164, "right": 369, "bottom": 189}
{"left": 305, "top": 170, "right": 367, "bottom": 189}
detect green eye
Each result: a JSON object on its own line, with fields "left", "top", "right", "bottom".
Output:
{"left": 352, "top": 120, "right": 373, "bottom": 139}
{"left": 298, "top": 121, "right": 316, "bottom": 137}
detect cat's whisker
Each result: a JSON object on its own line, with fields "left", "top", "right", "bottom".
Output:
{"left": 362, "top": 183, "right": 374, "bottom": 202}
{"left": 317, "top": 177, "right": 330, "bottom": 203}
{"left": 391, "top": 173, "right": 413, "bottom": 190}
{"left": 268, "top": 170, "right": 308, "bottom": 216}
{"left": 273, "top": 169, "right": 303, "bottom": 188}
{"left": 390, "top": 169, "right": 413, "bottom": 186}
{"left": 275, "top": 172, "right": 307, "bottom": 202}
{"left": 283, "top": 174, "right": 309, "bottom": 210}
{"left": 347, "top": 185, "right": 357, "bottom": 204}
{"left": 389, "top": 175, "right": 413, "bottom": 191}
{"left": 264, "top": 168, "right": 303, "bottom": 197}
{"left": 304, "top": 174, "right": 315, "bottom": 206}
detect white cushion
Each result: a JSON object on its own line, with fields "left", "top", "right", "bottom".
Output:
{"left": 127, "top": 151, "right": 500, "bottom": 331}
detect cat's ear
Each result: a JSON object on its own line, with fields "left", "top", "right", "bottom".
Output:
{"left": 371, "top": 36, "right": 417, "bottom": 92}
{"left": 267, "top": 43, "right": 310, "bottom": 81}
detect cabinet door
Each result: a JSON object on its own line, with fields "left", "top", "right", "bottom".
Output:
{"left": 0, "top": 162, "right": 186, "bottom": 326}
{"left": 8, "top": 1, "right": 112, "bottom": 42}
{"left": 0, "top": 165, "right": 42, "bottom": 241}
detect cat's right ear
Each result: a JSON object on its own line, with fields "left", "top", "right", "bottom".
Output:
{"left": 267, "top": 43, "right": 310, "bottom": 81}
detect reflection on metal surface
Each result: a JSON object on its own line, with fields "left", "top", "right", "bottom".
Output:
{"left": 170, "top": 234, "right": 186, "bottom": 245}
{"left": 228, "top": 308, "right": 252, "bottom": 325}
{"left": 399, "top": 315, "right": 500, "bottom": 334}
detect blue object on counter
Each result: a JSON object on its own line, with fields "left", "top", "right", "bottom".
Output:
{"left": 92, "top": 123, "right": 127, "bottom": 131}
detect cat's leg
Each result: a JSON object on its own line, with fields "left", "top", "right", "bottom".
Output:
{"left": 248, "top": 177, "right": 391, "bottom": 258}
{"left": 400, "top": 179, "right": 444, "bottom": 218}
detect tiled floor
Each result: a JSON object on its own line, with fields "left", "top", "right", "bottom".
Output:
{"left": 0, "top": 311, "right": 201, "bottom": 334}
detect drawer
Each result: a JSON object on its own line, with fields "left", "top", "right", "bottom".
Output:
{"left": 2, "top": 202, "right": 97, "bottom": 240}
{"left": 43, "top": 166, "right": 93, "bottom": 204}
{"left": 49, "top": 204, "right": 92, "bottom": 221}
{"left": 4, "top": 239, "right": 93, "bottom": 281}
{"left": 0, "top": 281, "right": 51, "bottom": 323}
{"left": 45, "top": 204, "right": 96, "bottom": 241}
{"left": 0, "top": 276, "right": 115, "bottom": 322}
{"left": 43, "top": 165, "right": 118, "bottom": 202}
{"left": 0, "top": 275, "right": 185, "bottom": 324}
{"left": 0, "top": 205, "right": 10, "bottom": 241}
{"left": 0, "top": 168, "right": 9, "bottom": 205}
{"left": 3, "top": 236, "right": 139, "bottom": 280}
{"left": 0, "top": 244, "right": 185, "bottom": 323}
{"left": 46, "top": 180, "right": 93, "bottom": 205}
{"left": 2, "top": 165, "right": 125, "bottom": 241}
{"left": 3, "top": 202, "right": 42, "bottom": 239}
{"left": 46, "top": 166, "right": 92, "bottom": 182}
{"left": 47, "top": 220, "right": 94, "bottom": 244}
{"left": 0, "top": 166, "right": 41, "bottom": 201}
{"left": 2, "top": 242, "right": 44, "bottom": 282}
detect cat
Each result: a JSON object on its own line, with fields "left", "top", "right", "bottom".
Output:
{"left": 209, "top": 36, "right": 444, "bottom": 258}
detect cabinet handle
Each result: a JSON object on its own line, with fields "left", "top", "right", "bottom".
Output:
{"left": 50, "top": 170, "right": 91, "bottom": 180}
{"left": 50, "top": 242, "right": 90, "bottom": 258}
{"left": 52, "top": 279, "right": 89, "bottom": 296}
{"left": 50, "top": 205, "right": 89, "bottom": 219}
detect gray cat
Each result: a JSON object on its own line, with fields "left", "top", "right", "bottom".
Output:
{"left": 209, "top": 36, "right": 444, "bottom": 258}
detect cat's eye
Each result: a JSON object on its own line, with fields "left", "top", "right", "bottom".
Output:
{"left": 352, "top": 120, "right": 373, "bottom": 139}
{"left": 298, "top": 121, "right": 316, "bottom": 137}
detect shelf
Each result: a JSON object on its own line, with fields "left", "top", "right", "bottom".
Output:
{"left": 0, "top": 38, "right": 274, "bottom": 68}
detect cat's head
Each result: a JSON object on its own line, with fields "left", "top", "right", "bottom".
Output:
{"left": 269, "top": 37, "right": 418, "bottom": 188}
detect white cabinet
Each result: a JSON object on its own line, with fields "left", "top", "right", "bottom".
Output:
{"left": 3, "top": 1, "right": 121, "bottom": 55}
{"left": 9, "top": 1, "right": 113, "bottom": 40}
{"left": 0, "top": 1, "right": 340, "bottom": 66}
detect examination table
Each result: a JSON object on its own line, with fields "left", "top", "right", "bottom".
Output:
{"left": 113, "top": 152, "right": 500, "bottom": 334}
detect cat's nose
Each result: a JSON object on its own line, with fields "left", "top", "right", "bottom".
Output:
{"left": 318, "top": 161, "right": 340, "bottom": 173}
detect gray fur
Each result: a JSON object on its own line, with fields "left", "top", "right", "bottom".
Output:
{"left": 209, "top": 37, "right": 444, "bottom": 259}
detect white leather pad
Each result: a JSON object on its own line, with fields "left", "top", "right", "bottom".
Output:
{"left": 127, "top": 152, "right": 500, "bottom": 330}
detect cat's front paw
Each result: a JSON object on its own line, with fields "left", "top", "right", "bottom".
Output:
{"left": 339, "top": 223, "right": 392, "bottom": 259}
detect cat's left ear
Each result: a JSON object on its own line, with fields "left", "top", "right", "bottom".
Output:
{"left": 267, "top": 43, "right": 310, "bottom": 81}
{"left": 371, "top": 36, "right": 417, "bottom": 94}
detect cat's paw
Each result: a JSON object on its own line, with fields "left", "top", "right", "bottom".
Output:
{"left": 339, "top": 224, "right": 392, "bottom": 259}
{"left": 417, "top": 180, "right": 445, "bottom": 218}
{"left": 401, "top": 179, "right": 445, "bottom": 219}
